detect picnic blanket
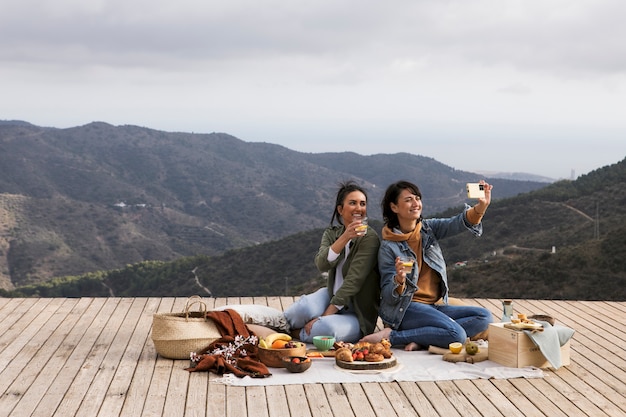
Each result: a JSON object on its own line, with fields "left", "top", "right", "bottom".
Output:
{"left": 211, "top": 346, "right": 544, "bottom": 386}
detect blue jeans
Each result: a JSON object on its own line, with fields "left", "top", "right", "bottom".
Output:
{"left": 283, "top": 288, "right": 362, "bottom": 343}
{"left": 389, "top": 302, "right": 492, "bottom": 348}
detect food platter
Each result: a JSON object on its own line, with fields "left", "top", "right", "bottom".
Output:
{"left": 306, "top": 349, "right": 336, "bottom": 359}
{"left": 503, "top": 321, "right": 543, "bottom": 331}
{"left": 335, "top": 356, "right": 397, "bottom": 370}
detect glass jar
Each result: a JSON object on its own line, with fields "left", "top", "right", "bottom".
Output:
{"left": 502, "top": 299, "right": 513, "bottom": 322}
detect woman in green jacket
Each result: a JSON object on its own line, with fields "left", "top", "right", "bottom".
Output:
{"left": 284, "top": 181, "right": 381, "bottom": 343}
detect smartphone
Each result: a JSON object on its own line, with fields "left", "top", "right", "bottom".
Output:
{"left": 466, "top": 183, "right": 485, "bottom": 199}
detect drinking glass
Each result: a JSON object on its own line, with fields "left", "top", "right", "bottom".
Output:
{"left": 355, "top": 217, "right": 368, "bottom": 236}
{"left": 400, "top": 256, "right": 415, "bottom": 274}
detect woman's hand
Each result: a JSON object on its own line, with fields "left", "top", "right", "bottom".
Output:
{"left": 476, "top": 180, "right": 493, "bottom": 211}
{"left": 304, "top": 317, "right": 318, "bottom": 335}
{"left": 394, "top": 257, "right": 407, "bottom": 283}
{"left": 344, "top": 218, "right": 366, "bottom": 239}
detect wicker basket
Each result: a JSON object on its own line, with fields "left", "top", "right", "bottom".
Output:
{"left": 151, "top": 297, "right": 221, "bottom": 359}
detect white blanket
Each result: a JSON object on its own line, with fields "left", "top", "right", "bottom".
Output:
{"left": 212, "top": 348, "right": 544, "bottom": 386}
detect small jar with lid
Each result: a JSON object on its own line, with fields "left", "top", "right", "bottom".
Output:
{"left": 501, "top": 299, "right": 514, "bottom": 322}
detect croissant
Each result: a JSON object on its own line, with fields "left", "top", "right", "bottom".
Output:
{"left": 335, "top": 347, "right": 353, "bottom": 362}
{"left": 380, "top": 338, "right": 391, "bottom": 349}
{"left": 370, "top": 342, "right": 385, "bottom": 354}
{"left": 365, "top": 353, "right": 384, "bottom": 362}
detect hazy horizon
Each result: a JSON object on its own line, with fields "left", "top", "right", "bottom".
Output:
{"left": 2, "top": 1, "right": 625, "bottom": 179}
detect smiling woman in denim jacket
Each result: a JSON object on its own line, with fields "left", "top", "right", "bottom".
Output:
{"left": 361, "top": 180, "right": 493, "bottom": 350}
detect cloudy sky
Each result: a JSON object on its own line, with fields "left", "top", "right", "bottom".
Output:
{"left": 2, "top": 0, "right": 625, "bottom": 179}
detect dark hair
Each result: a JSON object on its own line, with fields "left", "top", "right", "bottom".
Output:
{"left": 330, "top": 180, "right": 368, "bottom": 225}
{"left": 381, "top": 180, "right": 422, "bottom": 229}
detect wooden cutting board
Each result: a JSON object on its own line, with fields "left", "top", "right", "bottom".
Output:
{"left": 306, "top": 349, "right": 336, "bottom": 358}
{"left": 429, "top": 344, "right": 489, "bottom": 363}
{"left": 335, "top": 356, "right": 397, "bottom": 370}
{"left": 504, "top": 322, "right": 543, "bottom": 331}
{"left": 442, "top": 348, "right": 488, "bottom": 363}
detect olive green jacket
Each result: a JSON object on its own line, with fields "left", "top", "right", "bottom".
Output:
{"left": 314, "top": 225, "right": 381, "bottom": 337}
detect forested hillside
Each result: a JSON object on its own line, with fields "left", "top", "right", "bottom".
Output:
{"left": 0, "top": 121, "right": 547, "bottom": 290}
{"left": 4, "top": 157, "right": 624, "bottom": 301}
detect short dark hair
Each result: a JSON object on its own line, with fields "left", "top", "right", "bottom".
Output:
{"left": 330, "top": 180, "right": 368, "bottom": 225}
{"left": 381, "top": 180, "right": 422, "bottom": 229}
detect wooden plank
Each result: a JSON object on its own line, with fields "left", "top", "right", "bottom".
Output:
{"left": 507, "top": 378, "right": 569, "bottom": 417}
{"left": 69, "top": 298, "right": 148, "bottom": 417}
{"left": 0, "top": 298, "right": 625, "bottom": 417}
{"left": 415, "top": 381, "right": 462, "bottom": 417}
{"left": 245, "top": 386, "right": 269, "bottom": 417}
{"left": 0, "top": 297, "right": 60, "bottom": 365}
{"left": 117, "top": 297, "right": 168, "bottom": 417}
{"left": 29, "top": 298, "right": 112, "bottom": 417}
{"left": 225, "top": 386, "right": 248, "bottom": 417}
{"left": 540, "top": 366, "right": 617, "bottom": 417}
{"left": 0, "top": 296, "right": 11, "bottom": 310}
{"left": 450, "top": 379, "right": 507, "bottom": 417}
{"left": 377, "top": 382, "right": 421, "bottom": 417}
{"left": 265, "top": 296, "right": 283, "bottom": 311}
{"left": 141, "top": 356, "right": 174, "bottom": 417}
{"left": 264, "top": 385, "right": 289, "bottom": 417}
{"left": 99, "top": 297, "right": 162, "bottom": 417}
{"left": 8, "top": 298, "right": 92, "bottom": 417}
{"left": 213, "top": 297, "right": 227, "bottom": 309}
{"left": 321, "top": 384, "right": 355, "bottom": 417}
{"left": 52, "top": 297, "right": 128, "bottom": 417}
{"left": 341, "top": 383, "right": 377, "bottom": 417}
{"left": 239, "top": 297, "right": 254, "bottom": 305}
{"left": 0, "top": 298, "right": 31, "bottom": 339}
{"left": 527, "top": 376, "right": 599, "bottom": 417}
{"left": 0, "top": 298, "right": 81, "bottom": 416}
{"left": 279, "top": 296, "right": 296, "bottom": 312}
{"left": 435, "top": 381, "right": 481, "bottom": 416}
{"left": 490, "top": 379, "right": 545, "bottom": 417}
{"left": 138, "top": 297, "right": 176, "bottom": 417}
{"left": 466, "top": 379, "right": 526, "bottom": 417}
{"left": 396, "top": 382, "right": 440, "bottom": 417}
{"left": 528, "top": 299, "right": 626, "bottom": 398}
{"left": 303, "top": 383, "right": 333, "bottom": 417}
{"left": 159, "top": 298, "right": 196, "bottom": 417}
{"left": 161, "top": 360, "right": 191, "bottom": 417}
{"left": 206, "top": 373, "right": 227, "bottom": 417}
{"left": 184, "top": 371, "right": 209, "bottom": 417}
{"left": 283, "top": 384, "right": 311, "bottom": 417}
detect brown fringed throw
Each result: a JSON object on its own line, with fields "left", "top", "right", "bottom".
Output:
{"left": 185, "top": 309, "right": 271, "bottom": 378}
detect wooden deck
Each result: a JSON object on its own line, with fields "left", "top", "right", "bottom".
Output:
{"left": 0, "top": 296, "right": 624, "bottom": 417}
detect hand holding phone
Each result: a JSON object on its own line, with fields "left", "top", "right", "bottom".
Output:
{"left": 466, "top": 183, "right": 485, "bottom": 199}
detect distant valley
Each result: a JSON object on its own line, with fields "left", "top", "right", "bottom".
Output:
{"left": 1, "top": 120, "right": 624, "bottom": 301}
{"left": 0, "top": 120, "right": 547, "bottom": 290}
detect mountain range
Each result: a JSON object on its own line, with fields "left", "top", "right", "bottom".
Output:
{"left": 1, "top": 120, "right": 624, "bottom": 301}
{"left": 1, "top": 120, "right": 548, "bottom": 291}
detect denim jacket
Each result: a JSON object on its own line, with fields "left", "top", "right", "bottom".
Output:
{"left": 377, "top": 205, "right": 482, "bottom": 329}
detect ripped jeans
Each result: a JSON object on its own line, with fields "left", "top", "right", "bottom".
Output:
{"left": 283, "top": 288, "right": 362, "bottom": 343}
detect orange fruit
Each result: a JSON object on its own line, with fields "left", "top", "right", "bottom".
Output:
{"left": 271, "top": 339, "right": 289, "bottom": 349}
{"left": 449, "top": 342, "right": 463, "bottom": 354}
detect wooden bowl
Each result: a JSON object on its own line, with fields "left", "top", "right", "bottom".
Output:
{"left": 257, "top": 342, "right": 306, "bottom": 368}
{"left": 283, "top": 356, "right": 312, "bottom": 373}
